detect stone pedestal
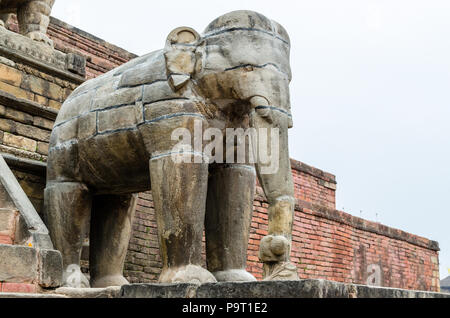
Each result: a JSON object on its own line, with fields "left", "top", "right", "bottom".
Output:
{"left": 119, "top": 280, "right": 450, "bottom": 298}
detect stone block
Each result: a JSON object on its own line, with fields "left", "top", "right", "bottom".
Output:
{"left": 77, "top": 112, "right": 97, "bottom": 140}
{"left": 1, "top": 283, "right": 37, "bottom": 294}
{"left": 62, "top": 88, "right": 73, "bottom": 101}
{"left": 37, "top": 142, "right": 49, "bottom": 155}
{"left": 21, "top": 75, "right": 63, "bottom": 102}
{"left": 4, "top": 108, "right": 34, "bottom": 125}
{"left": 119, "top": 53, "right": 166, "bottom": 88}
{"left": 0, "top": 81, "right": 34, "bottom": 101}
{"left": 120, "top": 283, "right": 198, "bottom": 298}
{"left": 0, "top": 56, "right": 16, "bottom": 68}
{"left": 353, "top": 284, "right": 448, "bottom": 298}
{"left": 33, "top": 116, "right": 54, "bottom": 130}
{"left": 0, "top": 293, "right": 67, "bottom": 298}
{"left": 48, "top": 99, "right": 62, "bottom": 110}
{"left": 66, "top": 53, "right": 87, "bottom": 77}
{"left": 196, "top": 280, "right": 352, "bottom": 298}
{"left": 0, "top": 234, "right": 13, "bottom": 244}
{"left": 0, "top": 118, "right": 50, "bottom": 142}
{"left": 91, "top": 86, "right": 141, "bottom": 110}
{"left": 53, "top": 287, "right": 121, "bottom": 298}
{"left": 0, "top": 144, "right": 45, "bottom": 162}
{"left": 142, "top": 81, "right": 175, "bottom": 104}
{"left": 34, "top": 94, "right": 48, "bottom": 106}
{"left": 2, "top": 132, "right": 37, "bottom": 152}
{"left": 0, "top": 209, "right": 17, "bottom": 235}
{"left": 38, "top": 249, "right": 63, "bottom": 288}
{"left": 0, "top": 245, "right": 38, "bottom": 283}
{"left": 97, "top": 104, "right": 142, "bottom": 133}
{"left": 119, "top": 280, "right": 450, "bottom": 299}
{"left": 0, "top": 63, "right": 22, "bottom": 86}
{"left": 0, "top": 186, "right": 15, "bottom": 209}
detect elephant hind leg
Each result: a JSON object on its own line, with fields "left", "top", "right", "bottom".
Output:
{"left": 89, "top": 194, "right": 137, "bottom": 288}
{"left": 16, "top": 0, "right": 55, "bottom": 46}
{"left": 205, "top": 164, "right": 257, "bottom": 282}
{"left": 44, "top": 181, "right": 92, "bottom": 288}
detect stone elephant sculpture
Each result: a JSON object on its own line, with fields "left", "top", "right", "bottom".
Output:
{"left": 44, "top": 10, "right": 299, "bottom": 288}
{"left": 0, "top": 0, "right": 55, "bottom": 46}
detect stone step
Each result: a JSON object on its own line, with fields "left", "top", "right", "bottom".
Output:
{"left": 44, "top": 286, "right": 121, "bottom": 298}
{"left": 0, "top": 287, "right": 120, "bottom": 298}
{"left": 0, "top": 244, "right": 62, "bottom": 292}
{"left": 119, "top": 280, "right": 450, "bottom": 298}
{"left": 0, "top": 292, "right": 67, "bottom": 298}
{"left": 3, "top": 281, "right": 450, "bottom": 298}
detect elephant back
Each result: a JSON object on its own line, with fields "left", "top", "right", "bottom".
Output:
{"left": 51, "top": 49, "right": 184, "bottom": 146}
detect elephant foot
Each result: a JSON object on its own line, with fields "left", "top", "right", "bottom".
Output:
{"left": 159, "top": 265, "right": 217, "bottom": 285}
{"left": 90, "top": 275, "right": 129, "bottom": 288}
{"left": 212, "top": 269, "right": 257, "bottom": 282}
{"left": 262, "top": 262, "right": 299, "bottom": 281}
{"left": 26, "top": 31, "right": 54, "bottom": 47}
{"left": 63, "top": 264, "right": 90, "bottom": 288}
{"left": 259, "top": 235, "right": 299, "bottom": 280}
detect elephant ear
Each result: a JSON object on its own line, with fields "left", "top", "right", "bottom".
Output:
{"left": 164, "top": 27, "right": 201, "bottom": 91}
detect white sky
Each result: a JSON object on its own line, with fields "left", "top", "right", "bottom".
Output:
{"left": 52, "top": 0, "right": 450, "bottom": 280}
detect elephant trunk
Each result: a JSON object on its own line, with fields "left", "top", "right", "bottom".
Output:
{"left": 249, "top": 96, "right": 299, "bottom": 281}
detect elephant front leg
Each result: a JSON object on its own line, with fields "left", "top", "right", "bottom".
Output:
{"left": 205, "top": 164, "right": 257, "bottom": 282}
{"left": 17, "top": 0, "right": 55, "bottom": 47}
{"left": 89, "top": 194, "right": 137, "bottom": 288}
{"left": 44, "top": 182, "right": 92, "bottom": 288}
{"left": 150, "top": 154, "right": 216, "bottom": 284}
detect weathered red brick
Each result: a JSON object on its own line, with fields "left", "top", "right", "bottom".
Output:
{"left": 1, "top": 283, "right": 37, "bottom": 293}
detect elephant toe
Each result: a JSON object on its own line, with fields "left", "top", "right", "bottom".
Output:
{"left": 159, "top": 265, "right": 217, "bottom": 285}
{"left": 213, "top": 269, "right": 257, "bottom": 282}
{"left": 90, "top": 275, "right": 129, "bottom": 288}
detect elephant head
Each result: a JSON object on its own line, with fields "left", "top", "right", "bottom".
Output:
{"left": 164, "top": 10, "right": 298, "bottom": 280}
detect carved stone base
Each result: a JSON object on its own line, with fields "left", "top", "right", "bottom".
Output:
{"left": 2, "top": 280, "right": 449, "bottom": 298}
{"left": 119, "top": 280, "right": 450, "bottom": 298}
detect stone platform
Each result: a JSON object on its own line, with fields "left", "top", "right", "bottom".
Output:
{"left": 119, "top": 280, "right": 450, "bottom": 298}
{"left": 2, "top": 280, "right": 449, "bottom": 298}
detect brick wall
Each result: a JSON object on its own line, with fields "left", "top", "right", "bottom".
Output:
{"left": 0, "top": 17, "right": 82, "bottom": 216}
{"left": 0, "top": 16, "right": 440, "bottom": 292}
{"left": 124, "top": 163, "right": 440, "bottom": 292}
{"left": 47, "top": 20, "right": 136, "bottom": 79}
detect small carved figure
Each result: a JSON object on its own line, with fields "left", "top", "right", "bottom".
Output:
{"left": 44, "top": 10, "right": 299, "bottom": 288}
{"left": 0, "top": 0, "right": 55, "bottom": 46}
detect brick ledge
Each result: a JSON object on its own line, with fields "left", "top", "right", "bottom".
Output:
{"left": 290, "top": 159, "right": 336, "bottom": 184}
{"left": 295, "top": 199, "right": 440, "bottom": 252}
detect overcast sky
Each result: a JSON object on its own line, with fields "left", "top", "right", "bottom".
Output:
{"left": 52, "top": 0, "right": 450, "bottom": 280}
